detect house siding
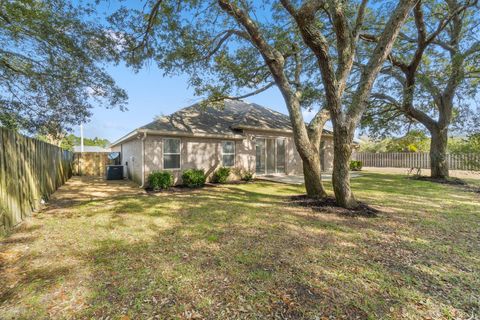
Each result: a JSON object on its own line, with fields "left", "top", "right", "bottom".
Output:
{"left": 321, "top": 137, "right": 334, "bottom": 172}
{"left": 121, "top": 131, "right": 334, "bottom": 186}
{"left": 121, "top": 138, "right": 143, "bottom": 185}
{"left": 144, "top": 136, "right": 233, "bottom": 184}
{"left": 240, "top": 130, "right": 304, "bottom": 175}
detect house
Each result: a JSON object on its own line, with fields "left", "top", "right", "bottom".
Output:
{"left": 110, "top": 100, "right": 334, "bottom": 185}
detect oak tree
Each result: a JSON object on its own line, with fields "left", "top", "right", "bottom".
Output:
{"left": 112, "top": 0, "right": 417, "bottom": 207}
{"left": 363, "top": 0, "right": 480, "bottom": 178}
{"left": 0, "top": 0, "right": 127, "bottom": 137}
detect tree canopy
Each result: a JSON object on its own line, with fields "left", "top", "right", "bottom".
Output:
{"left": 110, "top": 0, "right": 418, "bottom": 207}
{"left": 0, "top": 0, "right": 127, "bottom": 136}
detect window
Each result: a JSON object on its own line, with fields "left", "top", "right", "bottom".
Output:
{"left": 276, "top": 138, "right": 285, "bottom": 173}
{"left": 222, "top": 141, "right": 235, "bottom": 167}
{"left": 163, "top": 138, "right": 181, "bottom": 169}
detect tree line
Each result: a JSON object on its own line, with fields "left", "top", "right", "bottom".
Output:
{"left": 1, "top": 0, "right": 479, "bottom": 209}
{"left": 359, "top": 130, "right": 480, "bottom": 154}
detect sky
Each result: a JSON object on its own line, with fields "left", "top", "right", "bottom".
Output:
{"left": 72, "top": 62, "right": 318, "bottom": 143}
{"left": 71, "top": 0, "right": 320, "bottom": 143}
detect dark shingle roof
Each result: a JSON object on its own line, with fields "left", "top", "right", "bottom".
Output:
{"left": 140, "top": 100, "right": 293, "bottom": 135}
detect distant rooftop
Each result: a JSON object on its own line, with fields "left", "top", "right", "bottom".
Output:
{"left": 73, "top": 146, "right": 111, "bottom": 153}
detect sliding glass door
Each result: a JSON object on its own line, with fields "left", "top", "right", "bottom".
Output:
{"left": 255, "top": 139, "right": 266, "bottom": 174}
{"left": 255, "top": 138, "right": 286, "bottom": 175}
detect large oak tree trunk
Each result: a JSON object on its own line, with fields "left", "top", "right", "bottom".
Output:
{"left": 332, "top": 124, "right": 357, "bottom": 208}
{"left": 303, "top": 152, "right": 327, "bottom": 198}
{"left": 429, "top": 126, "right": 449, "bottom": 179}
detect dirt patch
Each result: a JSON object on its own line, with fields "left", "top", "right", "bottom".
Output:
{"left": 288, "top": 195, "right": 380, "bottom": 217}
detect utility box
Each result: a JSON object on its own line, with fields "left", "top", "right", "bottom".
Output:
{"left": 106, "top": 165, "right": 124, "bottom": 180}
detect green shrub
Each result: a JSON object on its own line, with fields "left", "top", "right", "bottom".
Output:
{"left": 148, "top": 171, "right": 174, "bottom": 190}
{"left": 241, "top": 171, "right": 254, "bottom": 182}
{"left": 212, "top": 167, "right": 231, "bottom": 183}
{"left": 182, "top": 169, "right": 206, "bottom": 188}
{"left": 349, "top": 160, "right": 363, "bottom": 171}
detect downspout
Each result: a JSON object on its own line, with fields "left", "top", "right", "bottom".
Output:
{"left": 139, "top": 131, "right": 147, "bottom": 188}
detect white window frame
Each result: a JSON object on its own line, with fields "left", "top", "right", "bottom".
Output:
{"left": 163, "top": 138, "right": 181, "bottom": 170}
{"left": 222, "top": 141, "right": 235, "bottom": 167}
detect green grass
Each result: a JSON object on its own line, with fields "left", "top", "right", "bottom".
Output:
{"left": 1, "top": 173, "right": 479, "bottom": 319}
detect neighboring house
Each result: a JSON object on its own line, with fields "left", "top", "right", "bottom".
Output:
{"left": 110, "top": 100, "right": 334, "bottom": 185}
{"left": 73, "top": 146, "right": 111, "bottom": 153}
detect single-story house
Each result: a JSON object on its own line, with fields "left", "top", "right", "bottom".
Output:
{"left": 110, "top": 100, "right": 334, "bottom": 186}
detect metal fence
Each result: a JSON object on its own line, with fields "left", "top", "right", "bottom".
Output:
{"left": 354, "top": 152, "right": 480, "bottom": 171}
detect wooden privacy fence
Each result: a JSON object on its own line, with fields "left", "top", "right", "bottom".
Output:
{"left": 0, "top": 127, "right": 73, "bottom": 235}
{"left": 354, "top": 152, "right": 480, "bottom": 171}
{"left": 73, "top": 152, "right": 110, "bottom": 176}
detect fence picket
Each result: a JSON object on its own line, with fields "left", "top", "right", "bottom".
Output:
{"left": 0, "top": 127, "right": 72, "bottom": 234}
{"left": 355, "top": 152, "right": 479, "bottom": 171}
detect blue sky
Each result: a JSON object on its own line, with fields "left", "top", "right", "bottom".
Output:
{"left": 73, "top": 62, "right": 317, "bottom": 142}
{"left": 72, "top": 0, "right": 319, "bottom": 143}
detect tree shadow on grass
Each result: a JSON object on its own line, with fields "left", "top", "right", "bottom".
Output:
{"left": 1, "top": 176, "right": 478, "bottom": 319}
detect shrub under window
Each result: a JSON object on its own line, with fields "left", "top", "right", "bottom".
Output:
{"left": 212, "top": 167, "right": 231, "bottom": 183}
{"left": 182, "top": 169, "right": 206, "bottom": 188}
{"left": 148, "top": 171, "right": 174, "bottom": 190}
{"left": 241, "top": 171, "right": 254, "bottom": 182}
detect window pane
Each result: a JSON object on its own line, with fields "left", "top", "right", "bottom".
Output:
{"left": 223, "top": 155, "right": 235, "bottom": 167}
{"left": 276, "top": 139, "right": 285, "bottom": 173}
{"left": 164, "top": 138, "right": 180, "bottom": 154}
{"left": 266, "top": 139, "right": 276, "bottom": 174}
{"left": 164, "top": 154, "right": 180, "bottom": 169}
{"left": 222, "top": 141, "right": 234, "bottom": 154}
{"left": 255, "top": 139, "right": 265, "bottom": 174}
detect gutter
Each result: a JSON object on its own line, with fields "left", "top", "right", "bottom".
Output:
{"left": 232, "top": 125, "right": 334, "bottom": 137}
{"left": 109, "top": 129, "right": 140, "bottom": 148}
{"left": 142, "top": 129, "right": 244, "bottom": 140}
{"left": 111, "top": 129, "right": 244, "bottom": 147}
{"left": 139, "top": 131, "right": 147, "bottom": 188}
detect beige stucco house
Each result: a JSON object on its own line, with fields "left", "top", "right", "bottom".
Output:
{"left": 110, "top": 100, "right": 334, "bottom": 186}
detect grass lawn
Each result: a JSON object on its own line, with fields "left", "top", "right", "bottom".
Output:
{"left": 0, "top": 173, "right": 479, "bottom": 319}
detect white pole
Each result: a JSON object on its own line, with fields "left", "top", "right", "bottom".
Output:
{"left": 80, "top": 124, "right": 84, "bottom": 153}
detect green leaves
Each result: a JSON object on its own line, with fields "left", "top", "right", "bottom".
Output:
{"left": 0, "top": 0, "right": 127, "bottom": 136}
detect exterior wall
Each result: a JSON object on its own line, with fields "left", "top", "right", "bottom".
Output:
{"left": 120, "top": 138, "right": 143, "bottom": 185}
{"left": 321, "top": 136, "right": 334, "bottom": 172}
{"left": 144, "top": 136, "right": 239, "bottom": 184}
{"left": 241, "top": 130, "right": 335, "bottom": 174}
{"left": 118, "top": 131, "right": 335, "bottom": 186}
{"left": 241, "top": 130, "right": 303, "bottom": 175}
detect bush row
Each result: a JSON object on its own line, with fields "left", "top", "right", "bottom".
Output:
{"left": 147, "top": 168, "right": 254, "bottom": 190}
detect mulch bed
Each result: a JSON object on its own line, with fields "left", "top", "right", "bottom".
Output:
{"left": 145, "top": 180, "right": 254, "bottom": 194}
{"left": 288, "top": 195, "right": 380, "bottom": 217}
{"left": 145, "top": 185, "right": 212, "bottom": 194}
{"left": 410, "top": 175, "right": 480, "bottom": 194}
{"left": 409, "top": 175, "right": 468, "bottom": 185}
